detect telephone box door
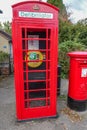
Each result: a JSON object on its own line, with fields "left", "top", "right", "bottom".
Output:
{"left": 14, "top": 23, "right": 57, "bottom": 120}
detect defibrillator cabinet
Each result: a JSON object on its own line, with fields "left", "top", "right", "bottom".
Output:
{"left": 12, "top": 1, "right": 59, "bottom": 120}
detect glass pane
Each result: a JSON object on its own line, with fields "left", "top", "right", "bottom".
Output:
{"left": 39, "top": 40, "right": 46, "bottom": 49}
{"left": 48, "top": 40, "right": 50, "bottom": 49}
{"left": 22, "top": 40, "right": 28, "bottom": 50}
{"left": 30, "top": 100, "right": 46, "bottom": 108}
{"left": 29, "top": 91, "right": 46, "bottom": 98}
{"left": 22, "top": 28, "right": 25, "bottom": 38}
{"left": 24, "top": 101, "right": 29, "bottom": 108}
{"left": 48, "top": 29, "right": 51, "bottom": 39}
{"left": 26, "top": 28, "right": 46, "bottom": 38}
{"left": 28, "top": 72, "right": 46, "bottom": 80}
{"left": 23, "top": 72, "right": 26, "bottom": 80}
{"left": 24, "top": 81, "right": 46, "bottom": 90}
{"left": 28, "top": 62, "right": 46, "bottom": 70}
{"left": 24, "top": 82, "right": 27, "bottom": 90}
{"left": 23, "top": 62, "right": 26, "bottom": 70}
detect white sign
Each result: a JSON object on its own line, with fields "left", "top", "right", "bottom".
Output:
{"left": 81, "top": 68, "right": 87, "bottom": 77}
{"left": 42, "top": 0, "right": 47, "bottom": 2}
{"left": 28, "top": 35, "right": 39, "bottom": 50}
{"left": 19, "top": 11, "right": 53, "bottom": 19}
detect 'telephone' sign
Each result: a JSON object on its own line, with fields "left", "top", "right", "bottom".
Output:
{"left": 19, "top": 11, "right": 53, "bottom": 19}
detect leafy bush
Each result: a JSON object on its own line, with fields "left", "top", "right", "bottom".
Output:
{"left": 78, "top": 30, "right": 87, "bottom": 46}
{"left": 59, "top": 19, "right": 87, "bottom": 45}
{"left": 0, "top": 51, "right": 9, "bottom": 62}
{"left": 59, "top": 41, "right": 86, "bottom": 78}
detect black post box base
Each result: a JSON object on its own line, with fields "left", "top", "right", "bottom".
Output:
{"left": 67, "top": 96, "right": 87, "bottom": 112}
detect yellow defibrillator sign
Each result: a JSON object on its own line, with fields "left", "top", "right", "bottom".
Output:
{"left": 25, "top": 51, "right": 43, "bottom": 68}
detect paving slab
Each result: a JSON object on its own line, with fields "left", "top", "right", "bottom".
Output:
{"left": 0, "top": 75, "right": 87, "bottom": 130}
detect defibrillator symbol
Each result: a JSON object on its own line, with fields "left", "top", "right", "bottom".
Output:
{"left": 25, "top": 51, "right": 43, "bottom": 68}
{"left": 29, "top": 52, "right": 37, "bottom": 60}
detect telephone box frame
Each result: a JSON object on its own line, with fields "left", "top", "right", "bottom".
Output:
{"left": 12, "top": 1, "right": 59, "bottom": 120}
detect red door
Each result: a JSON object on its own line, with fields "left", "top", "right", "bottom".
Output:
{"left": 14, "top": 23, "right": 57, "bottom": 120}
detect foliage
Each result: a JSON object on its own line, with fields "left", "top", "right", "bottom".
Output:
{"left": 3, "top": 21, "right": 11, "bottom": 35}
{"left": 78, "top": 30, "right": 87, "bottom": 46}
{"left": 59, "top": 20, "right": 79, "bottom": 43}
{"left": 0, "top": 21, "right": 11, "bottom": 35}
{"left": 59, "top": 41, "right": 86, "bottom": 78}
{"left": 76, "top": 19, "right": 87, "bottom": 46}
{"left": 78, "top": 18, "right": 87, "bottom": 26}
{"left": 48, "top": 0, "right": 65, "bottom": 9}
{"left": 59, "top": 94, "right": 67, "bottom": 101}
{"left": 59, "top": 18, "right": 87, "bottom": 46}
{"left": 47, "top": 0, "right": 68, "bottom": 21}
{"left": 0, "top": 51, "right": 9, "bottom": 62}
{"left": 59, "top": 20, "right": 72, "bottom": 43}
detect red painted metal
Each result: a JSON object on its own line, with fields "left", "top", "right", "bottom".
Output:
{"left": 68, "top": 51, "right": 87, "bottom": 101}
{"left": 12, "top": 1, "right": 59, "bottom": 120}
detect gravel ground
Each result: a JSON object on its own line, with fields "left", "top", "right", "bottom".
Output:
{"left": 0, "top": 75, "right": 87, "bottom": 130}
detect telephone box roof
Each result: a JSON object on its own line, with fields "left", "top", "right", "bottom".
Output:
{"left": 12, "top": 1, "right": 59, "bottom": 11}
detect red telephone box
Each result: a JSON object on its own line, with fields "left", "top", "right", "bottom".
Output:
{"left": 68, "top": 51, "right": 87, "bottom": 111}
{"left": 12, "top": 1, "right": 59, "bottom": 120}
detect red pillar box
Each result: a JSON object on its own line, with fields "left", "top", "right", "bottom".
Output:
{"left": 12, "top": 1, "right": 59, "bottom": 120}
{"left": 67, "top": 51, "right": 87, "bottom": 111}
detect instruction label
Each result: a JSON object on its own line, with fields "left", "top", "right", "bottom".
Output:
{"left": 81, "top": 68, "right": 87, "bottom": 77}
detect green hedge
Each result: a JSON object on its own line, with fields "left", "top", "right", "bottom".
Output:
{"left": 0, "top": 51, "right": 9, "bottom": 62}
{"left": 59, "top": 41, "right": 86, "bottom": 78}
